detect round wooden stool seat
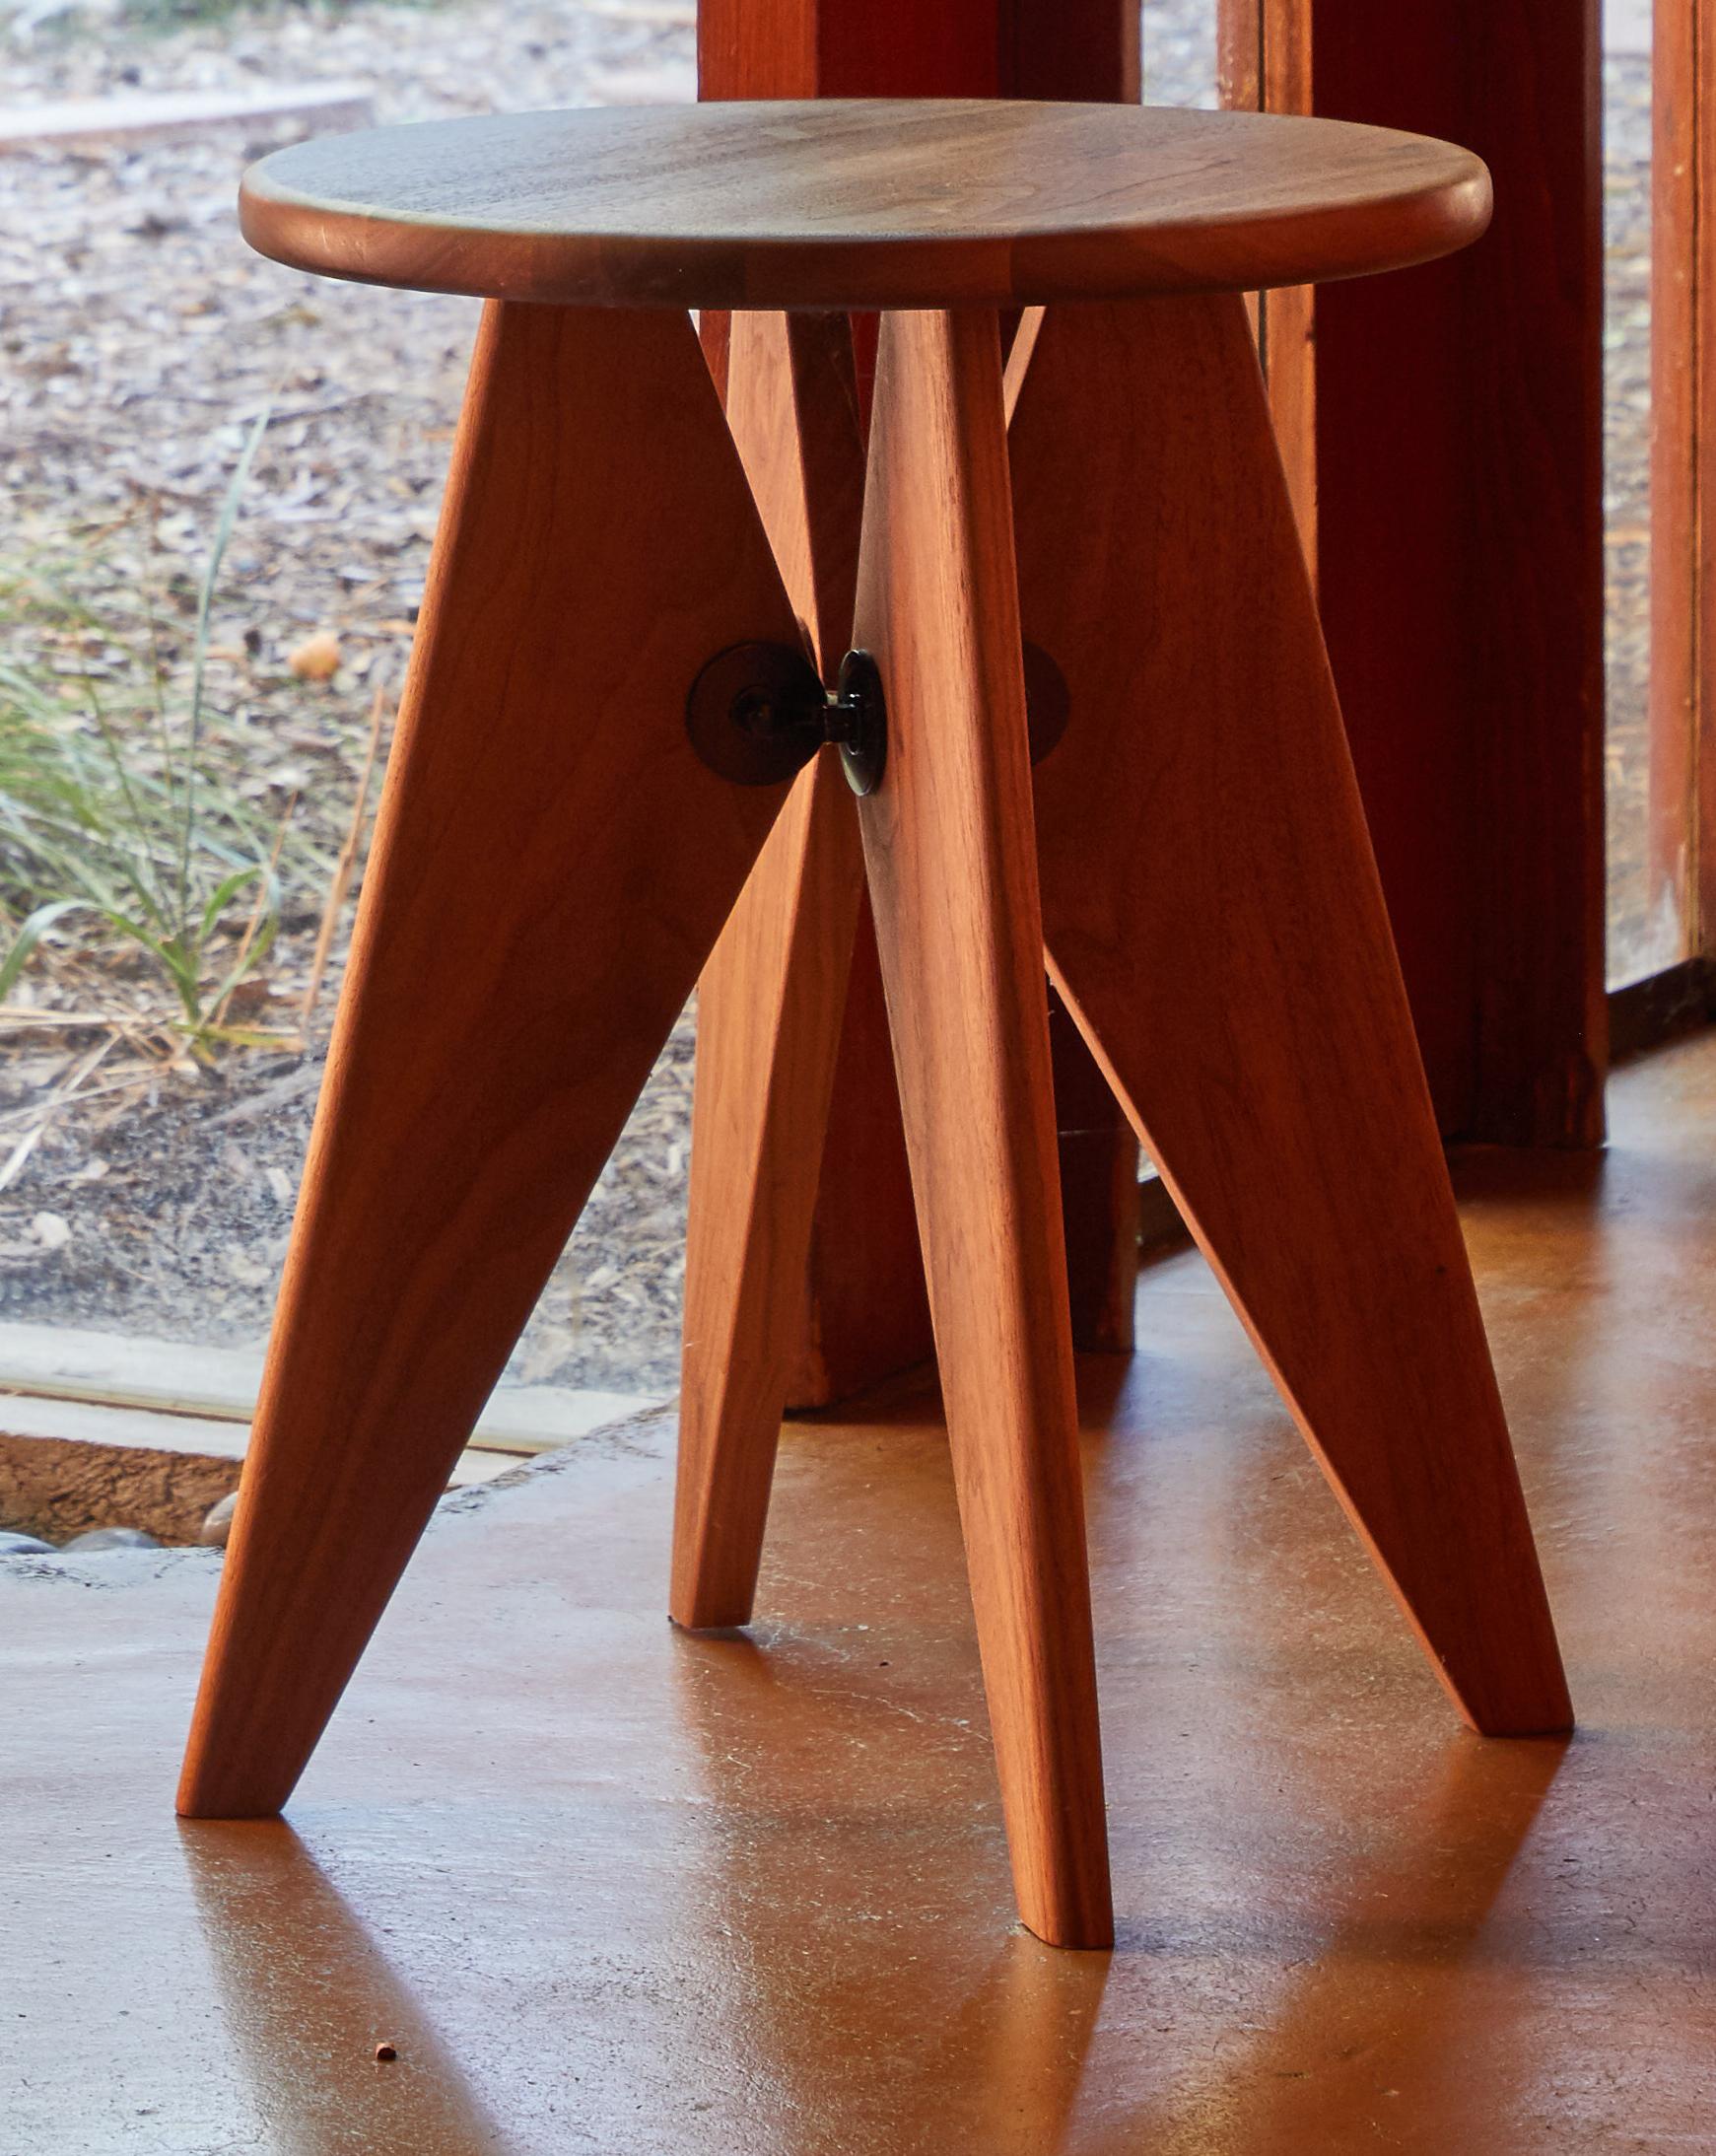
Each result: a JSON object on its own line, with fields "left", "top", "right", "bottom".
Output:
{"left": 240, "top": 98, "right": 1489, "bottom": 313}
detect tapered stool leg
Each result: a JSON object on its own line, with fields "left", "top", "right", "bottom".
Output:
{"left": 1008, "top": 296, "right": 1570, "bottom": 1737}
{"left": 178, "top": 302, "right": 802, "bottom": 1818}
{"left": 674, "top": 753, "right": 866, "bottom": 1627}
{"left": 855, "top": 308, "right": 1113, "bottom": 1949}
{"left": 673, "top": 312, "right": 869, "bottom": 1628}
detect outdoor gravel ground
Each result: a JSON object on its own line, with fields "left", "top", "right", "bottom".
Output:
{"left": 0, "top": 0, "right": 1652, "bottom": 1397}
{"left": 1, "top": 0, "right": 710, "bottom": 1390}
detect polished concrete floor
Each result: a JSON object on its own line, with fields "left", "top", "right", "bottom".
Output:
{"left": 8, "top": 1037, "right": 1716, "bottom": 2153}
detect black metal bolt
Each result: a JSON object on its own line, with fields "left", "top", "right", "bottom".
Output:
{"left": 688, "top": 637, "right": 1061, "bottom": 798}
{"left": 686, "top": 641, "right": 887, "bottom": 794}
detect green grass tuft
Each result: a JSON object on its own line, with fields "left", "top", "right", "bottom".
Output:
{"left": 0, "top": 410, "right": 328, "bottom": 1050}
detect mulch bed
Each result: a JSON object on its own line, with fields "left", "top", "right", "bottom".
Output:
{"left": 0, "top": 0, "right": 699, "bottom": 1390}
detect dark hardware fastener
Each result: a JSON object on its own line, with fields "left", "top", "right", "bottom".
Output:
{"left": 686, "top": 641, "right": 887, "bottom": 795}
{"left": 686, "top": 639, "right": 1067, "bottom": 797}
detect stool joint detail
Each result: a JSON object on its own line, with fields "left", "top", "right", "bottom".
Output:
{"left": 686, "top": 640, "right": 1070, "bottom": 798}
{"left": 686, "top": 640, "right": 887, "bottom": 797}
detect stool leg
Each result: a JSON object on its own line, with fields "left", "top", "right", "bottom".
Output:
{"left": 716, "top": 310, "right": 864, "bottom": 665}
{"left": 673, "top": 312, "right": 868, "bottom": 1628}
{"left": 673, "top": 753, "right": 865, "bottom": 1626}
{"left": 1008, "top": 296, "right": 1571, "bottom": 1737}
{"left": 177, "top": 301, "right": 802, "bottom": 1818}
{"left": 856, "top": 308, "right": 1113, "bottom": 1949}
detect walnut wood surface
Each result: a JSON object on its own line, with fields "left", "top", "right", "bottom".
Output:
{"left": 674, "top": 310, "right": 868, "bottom": 1629}
{"left": 855, "top": 308, "right": 1111, "bottom": 1949}
{"left": 1009, "top": 294, "right": 1571, "bottom": 1737}
{"left": 1256, "top": 4, "right": 1607, "bottom": 1147}
{"left": 696, "top": 0, "right": 1140, "bottom": 1416}
{"left": 674, "top": 755, "right": 863, "bottom": 1630}
{"left": 240, "top": 99, "right": 1490, "bottom": 312}
{"left": 177, "top": 302, "right": 801, "bottom": 1817}
{"left": 722, "top": 309, "right": 864, "bottom": 668}
{"left": 784, "top": 895, "right": 933, "bottom": 1404}
{"left": 698, "top": 0, "right": 1137, "bottom": 104}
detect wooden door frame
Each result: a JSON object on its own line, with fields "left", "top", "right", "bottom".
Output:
{"left": 1218, "top": 0, "right": 1609, "bottom": 1145}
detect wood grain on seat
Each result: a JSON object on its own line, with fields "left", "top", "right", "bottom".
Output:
{"left": 239, "top": 99, "right": 1490, "bottom": 312}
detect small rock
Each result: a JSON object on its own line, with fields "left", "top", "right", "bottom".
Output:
{"left": 0, "top": 1530, "right": 55, "bottom": 1557}
{"left": 288, "top": 630, "right": 342, "bottom": 682}
{"left": 199, "top": 1493, "right": 240, "bottom": 1549}
{"left": 60, "top": 1526, "right": 161, "bottom": 1552}
{"left": 30, "top": 1212, "right": 71, "bottom": 1251}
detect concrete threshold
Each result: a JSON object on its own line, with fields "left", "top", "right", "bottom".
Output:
{"left": 0, "top": 1315, "right": 660, "bottom": 1477}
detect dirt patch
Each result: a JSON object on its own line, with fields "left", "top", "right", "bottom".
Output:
{"left": 0, "top": 1426, "right": 235, "bottom": 1541}
{"left": 0, "top": 1010, "right": 695, "bottom": 1390}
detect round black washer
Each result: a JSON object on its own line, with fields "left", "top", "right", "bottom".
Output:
{"left": 685, "top": 640, "right": 824, "bottom": 787}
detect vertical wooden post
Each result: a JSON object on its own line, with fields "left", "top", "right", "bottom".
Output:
{"left": 699, "top": 0, "right": 1136, "bottom": 103}
{"left": 1217, "top": 0, "right": 1316, "bottom": 555}
{"left": 1221, "top": 0, "right": 1608, "bottom": 1146}
{"left": 698, "top": 0, "right": 1142, "bottom": 1409}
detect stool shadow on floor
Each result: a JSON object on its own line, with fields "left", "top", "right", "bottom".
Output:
{"left": 172, "top": 1701, "right": 1565, "bottom": 2152}
{"left": 178, "top": 1820, "right": 505, "bottom": 2156}
{"left": 1087, "top": 1735, "right": 1571, "bottom": 2156}
{"left": 673, "top": 1623, "right": 1567, "bottom": 2152}
{"left": 670, "top": 1628, "right": 1112, "bottom": 2150}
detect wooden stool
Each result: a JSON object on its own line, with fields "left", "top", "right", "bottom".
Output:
{"left": 178, "top": 100, "right": 1571, "bottom": 1952}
